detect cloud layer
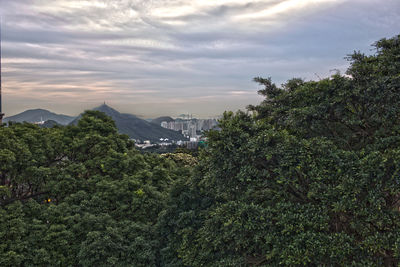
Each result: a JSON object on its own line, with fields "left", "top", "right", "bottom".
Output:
{"left": 1, "top": 0, "right": 399, "bottom": 117}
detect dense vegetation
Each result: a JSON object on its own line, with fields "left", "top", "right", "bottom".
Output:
{"left": 1, "top": 35, "right": 400, "bottom": 266}
{"left": 0, "top": 111, "right": 193, "bottom": 266}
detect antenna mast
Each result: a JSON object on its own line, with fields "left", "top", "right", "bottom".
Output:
{"left": 0, "top": 18, "right": 4, "bottom": 124}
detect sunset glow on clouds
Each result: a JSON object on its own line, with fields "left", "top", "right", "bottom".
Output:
{"left": 1, "top": 0, "right": 399, "bottom": 117}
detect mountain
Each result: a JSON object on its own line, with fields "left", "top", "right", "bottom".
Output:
{"left": 71, "top": 104, "right": 187, "bottom": 142}
{"left": 4, "top": 109, "right": 75, "bottom": 125}
{"left": 151, "top": 116, "right": 174, "bottom": 125}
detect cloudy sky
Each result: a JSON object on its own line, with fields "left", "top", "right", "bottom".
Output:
{"left": 1, "top": 0, "right": 399, "bottom": 118}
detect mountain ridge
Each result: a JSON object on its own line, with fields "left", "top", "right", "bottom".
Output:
{"left": 151, "top": 116, "right": 174, "bottom": 126}
{"left": 4, "top": 109, "right": 75, "bottom": 125}
{"left": 71, "top": 104, "right": 187, "bottom": 142}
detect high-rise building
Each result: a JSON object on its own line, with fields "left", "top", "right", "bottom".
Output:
{"left": 189, "top": 123, "right": 197, "bottom": 138}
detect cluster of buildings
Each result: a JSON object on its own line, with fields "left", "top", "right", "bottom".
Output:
{"left": 135, "top": 117, "right": 218, "bottom": 151}
{"left": 160, "top": 118, "right": 218, "bottom": 141}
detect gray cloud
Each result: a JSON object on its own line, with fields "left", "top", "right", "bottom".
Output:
{"left": 0, "top": 0, "right": 399, "bottom": 118}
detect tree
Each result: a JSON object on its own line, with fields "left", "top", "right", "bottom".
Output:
{"left": 162, "top": 35, "right": 400, "bottom": 266}
{"left": 0, "top": 111, "right": 183, "bottom": 266}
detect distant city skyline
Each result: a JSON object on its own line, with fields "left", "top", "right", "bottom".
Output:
{"left": 1, "top": 0, "right": 399, "bottom": 118}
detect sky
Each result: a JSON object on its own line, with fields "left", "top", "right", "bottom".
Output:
{"left": 1, "top": 0, "right": 399, "bottom": 118}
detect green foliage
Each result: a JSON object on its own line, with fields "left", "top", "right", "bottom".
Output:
{"left": 0, "top": 111, "right": 183, "bottom": 266}
{"left": 160, "top": 35, "right": 400, "bottom": 266}
{"left": 161, "top": 153, "right": 198, "bottom": 167}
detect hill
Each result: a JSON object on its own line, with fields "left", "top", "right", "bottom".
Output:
{"left": 71, "top": 104, "right": 187, "bottom": 142}
{"left": 151, "top": 116, "right": 175, "bottom": 125}
{"left": 4, "top": 109, "right": 75, "bottom": 125}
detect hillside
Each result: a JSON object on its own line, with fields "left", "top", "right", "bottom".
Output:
{"left": 71, "top": 104, "right": 187, "bottom": 142}
{"left": 151, "top": 116, "right": 174, "bottom": 126}
{"left": 4, "top": 109, "right": 75, "bottom": 125}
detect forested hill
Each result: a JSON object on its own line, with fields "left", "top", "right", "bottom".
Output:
{"left": 70, "top": 104, "right": 187, "bottom": 142}
{"left": 4, "top": 109, "right": 75, "bottom": 125}
{"left": 1, "top": 35, "right": 400, "bottom": 266}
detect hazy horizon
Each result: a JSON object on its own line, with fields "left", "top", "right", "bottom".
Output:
{"left": 1, "top": 0, "right": 399, "bottom": 118}
{"left": 5, "top": 103, "right": 223, "bottom": 120}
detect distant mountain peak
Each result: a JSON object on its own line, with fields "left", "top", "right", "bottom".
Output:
{"left": 96, "top": 102, "right": 115, "bottom": 110}
{"left": 25, "top": 108, "right": 49, "bottom": 112}
{"left": 93, "top": 103, "right": 121, "bottom": 116}
{"left": 71, "top": 105, "right": 187, "bottom": 142}
{"left": 99, "top": 102, "right": 109, "bottom": 107}
{"left": 4, "top": 109, "right": 75, "bottom": 125}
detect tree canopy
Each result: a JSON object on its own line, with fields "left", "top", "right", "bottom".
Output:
{"left": 160, "top": 35, "right": 400, "bottom": 266}
{"left": 0, "top": 111, "right": 185, "bottom": 266}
